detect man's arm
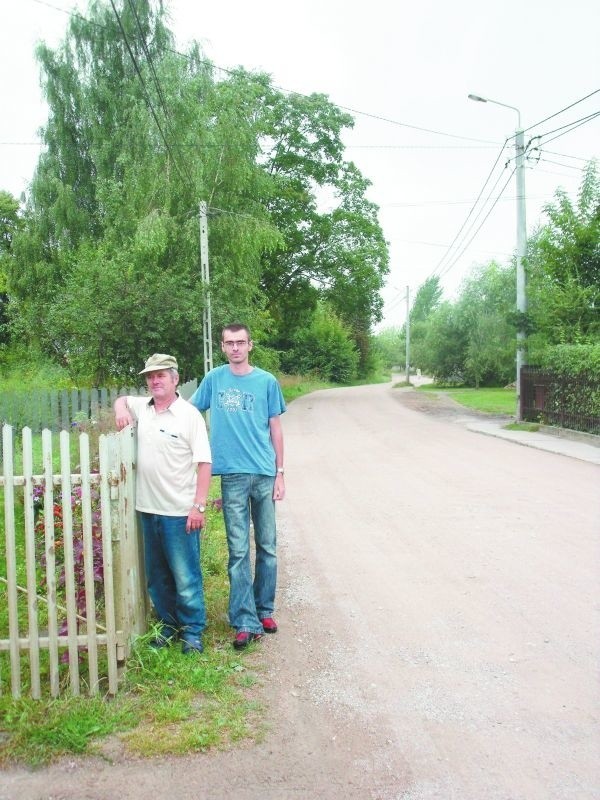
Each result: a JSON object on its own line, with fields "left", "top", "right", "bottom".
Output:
{"left": 114, "top": 396, "right": 134, "bottom": 430}
{"left": 269, "top": 415, "right": 285, "bottom": 501}
{"left": 186, "top": 462, "right": 212, "bottom": 532}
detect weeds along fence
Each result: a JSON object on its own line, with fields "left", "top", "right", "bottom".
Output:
{"left": 0, "top": 379, "right": 198, "bottom": 435}
{"left": 520, "top": 367, "right": 600, "bottom": 435}
{"left": 0, "top": 424, "right": 146, "bottom": 700}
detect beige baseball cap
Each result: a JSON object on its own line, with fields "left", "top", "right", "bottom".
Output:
{"left": 138, "top": 353, "right": 178, "bottom": 374}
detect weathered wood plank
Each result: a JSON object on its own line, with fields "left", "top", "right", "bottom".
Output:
{"left": 42, "top": 429, "right": 60, "bottom": 697}
{"left": 60, "top": 430, "right": 80, "bottom": 695}
{"left": 22, "top": 428, "right": 41, "bottom": 699}
{"left": 2, "top": 425, "right": 21, "bottom": 698}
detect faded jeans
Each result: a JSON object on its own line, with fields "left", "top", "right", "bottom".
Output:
{"left": 221, "top": 474, "right": 277, "bottom": 633}
{"left": 139, "top": 513, "right": 206, "bottom": 642}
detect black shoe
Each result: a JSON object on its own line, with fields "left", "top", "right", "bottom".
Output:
{"left": 233, "top": 631, "right": 263, "bottom": 650}
{"left": 181, "top": 637, "right": 204, "bottom": 655}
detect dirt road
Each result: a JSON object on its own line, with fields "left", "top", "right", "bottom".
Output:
{"left": 4, "top": 382, "right": 600, "bottom": 799}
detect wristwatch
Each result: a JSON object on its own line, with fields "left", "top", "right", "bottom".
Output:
{"left": 277, "top": 467, "right": 285, "bottom": 475}
{"left": 192, "top": 503, "right": 206, "bottom": 513}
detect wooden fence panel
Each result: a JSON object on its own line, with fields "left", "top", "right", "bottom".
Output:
{"left": 0, "top": 424, "right": 143, "bottom": 699}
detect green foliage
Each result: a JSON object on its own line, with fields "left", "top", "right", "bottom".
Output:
{"left": 373, "top": 327, "right": 403, "bottom": 370}
{"left": 527, "top": 160, "right": 600, "bottom": 348}
{"left": 538, "top": 343, "right": 600, "bottom": 377}
{"left": 410, "top": 275, "right": 442, "bottom": 324}
{"left": 5, "top": 0, "right": 389, "bottom": 385}
{"left": 418, "top": 302, "right": 468, "bottom": 382}
{"left": 281, "top": 304, "right": 359, "bottom": 383}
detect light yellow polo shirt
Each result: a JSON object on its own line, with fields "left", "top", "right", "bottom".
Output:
{"left": 126, "top": 394, "right": 212, "bottom": 516}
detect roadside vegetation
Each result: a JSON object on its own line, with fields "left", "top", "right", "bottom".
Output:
{"left": 416, "top": 384, "right": 516, "bottom": 416}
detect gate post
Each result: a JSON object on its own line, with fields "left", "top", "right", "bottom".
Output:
{"left": 106, "top": 428, "right": 148, "bottom": 660}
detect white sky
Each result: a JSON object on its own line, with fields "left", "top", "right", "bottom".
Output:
{"left": 1, "top": 0, "right": 599, "bottom": 328}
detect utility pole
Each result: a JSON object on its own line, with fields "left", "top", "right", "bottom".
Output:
{"left": 515, "top": 128, "right": 528, "bottom": 420}
{"left": 405, "top": 285, "right": 410, "bottom": 385}
{"left": 199, "top": 201, "right": 213, "bottom": 375}
{"left": 468, "top": 94, "right": 528, "bottom": 419}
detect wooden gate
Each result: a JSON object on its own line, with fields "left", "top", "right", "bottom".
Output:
{"left": 0, "top": 425, "right": 147, "bottom": 699}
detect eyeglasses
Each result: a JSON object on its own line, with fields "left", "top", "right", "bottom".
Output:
{"left": 223, "top": 340, "right": 248, "bottom": 348}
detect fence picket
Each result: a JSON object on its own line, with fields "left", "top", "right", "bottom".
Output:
{"left": 99, "top": 434, "right": 119, "bottom": 695}
{"left": 2, "top": 425, "right": 21, "bottom": 697}
{"left": 22, "top": 428, "right": 41, "bottom": 699}
{"left": 79, "top": 433, "right": 99, "bottom": 693}
{"left": 42, "top": 429, "right": 60, "bottom": 697}
{"left": 60, "top": 430, "right": 80, "bottom": 695}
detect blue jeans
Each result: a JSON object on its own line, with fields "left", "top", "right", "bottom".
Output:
{"left": 139, "top": 513, "right": 206, "bottom": 642}
{"left": 221, "top": 474, "right": 277, "bottom": 633}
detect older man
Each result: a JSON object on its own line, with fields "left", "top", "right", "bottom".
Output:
{"left": 114, "top": 353, "right": 212, "bottom": 654}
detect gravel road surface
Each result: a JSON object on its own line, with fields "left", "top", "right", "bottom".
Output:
{"left": 3, "top": 382, "right": 599, "bottom": 800}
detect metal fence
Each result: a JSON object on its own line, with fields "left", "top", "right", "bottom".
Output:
{"left": 520, "top": 367, "right": 600, "bottom": 435}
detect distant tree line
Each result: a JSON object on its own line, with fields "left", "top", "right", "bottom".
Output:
{"left": 376, "top": 161, "right": 600, "bottom": 387}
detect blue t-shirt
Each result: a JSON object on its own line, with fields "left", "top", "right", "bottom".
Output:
{"left": 189, "top": 365, "right": 286, "bottom": 476}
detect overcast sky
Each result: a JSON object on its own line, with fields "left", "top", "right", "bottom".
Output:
{"left": 1, "top": 0, "right": 599, "bottom": 328}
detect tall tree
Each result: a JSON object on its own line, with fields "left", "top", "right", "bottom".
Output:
{"left": 7, "top": 0, "right": 389, "bottom": 383}
{"left": 527, "top": 160, "right": 600, "bottom": 351}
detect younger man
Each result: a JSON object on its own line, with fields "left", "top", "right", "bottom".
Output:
{"left": 190, "top": 324, "right": 286, "bottom": 649}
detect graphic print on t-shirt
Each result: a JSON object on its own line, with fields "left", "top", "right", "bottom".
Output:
{"left": 218, "top": 387, "right": 255, "bottom": 413}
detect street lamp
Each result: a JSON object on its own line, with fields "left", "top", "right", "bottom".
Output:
{"left": 468, "top": 93, "right": 527, "bottom": 420}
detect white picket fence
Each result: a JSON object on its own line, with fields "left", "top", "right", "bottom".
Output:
{"left": 0, "top": 424, "right": 147, "bottom": 699}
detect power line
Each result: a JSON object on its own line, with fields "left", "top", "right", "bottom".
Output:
{"left": 345, "top": 145, "right": 497, "bottom": 150}
{"left": 107, "top": 0, "right": 193, "bottom": 191}
{"left": 437, "top": 167, "right": 516, "bottom": 281}
{"left": 124, "top": 0, "right": 196, "bottom": 188}
{"left": 424, "top": 139, "right": 510, "bottom": 281}
{"left": 29, "top": 0, "right": 500, "bottom": 147}
{"left": 535, "top": 157, "right": 587, "bottom": 172}
{"left": 523, "top": 88, "right": 600, "bottom": 134}
{"left": 532, "top": 111, "right": 600, "bottom": 149}
{"left": 542, "top": 149, "right": 595, "bottom": 163}
{"left": 529, "top": 110, "right": 600, "bottom": 144}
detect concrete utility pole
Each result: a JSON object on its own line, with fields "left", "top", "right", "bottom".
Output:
{"left": 405, "top": 285, "right": 410, "bottom": 385}
{"left": 468, "top": 94, "right": 528, "bottom": 419}
{"left": 514, "top": 127, "right": 528, "bottom": 420}
{"left": 199, "top": 201, "right": 213, "bottom": 374}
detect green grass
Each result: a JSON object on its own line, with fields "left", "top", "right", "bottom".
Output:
{"left": 0, "top": 374, "right": 338, "bottom": 767}
{"left": 504, "top": 422, "right": 540, "bottom": 432}
{"left": 0, "top": 477, "right": 267, "bottom": 767}
{"left": 278, "top": 374, "right": 333, "bottom": 402}
{"left": 417, "top": 385, "right": 516, "bottom": 415}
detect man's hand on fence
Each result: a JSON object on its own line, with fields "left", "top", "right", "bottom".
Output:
{"left": 114, "top": 397, "right": 134, "bottom": 430}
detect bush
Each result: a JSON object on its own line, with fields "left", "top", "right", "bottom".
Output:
{"left": 280, "top": 305, "right": 359, "bottom": 383}
{"left": 539, "top": 344, "right": 600, "bottom": 378}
